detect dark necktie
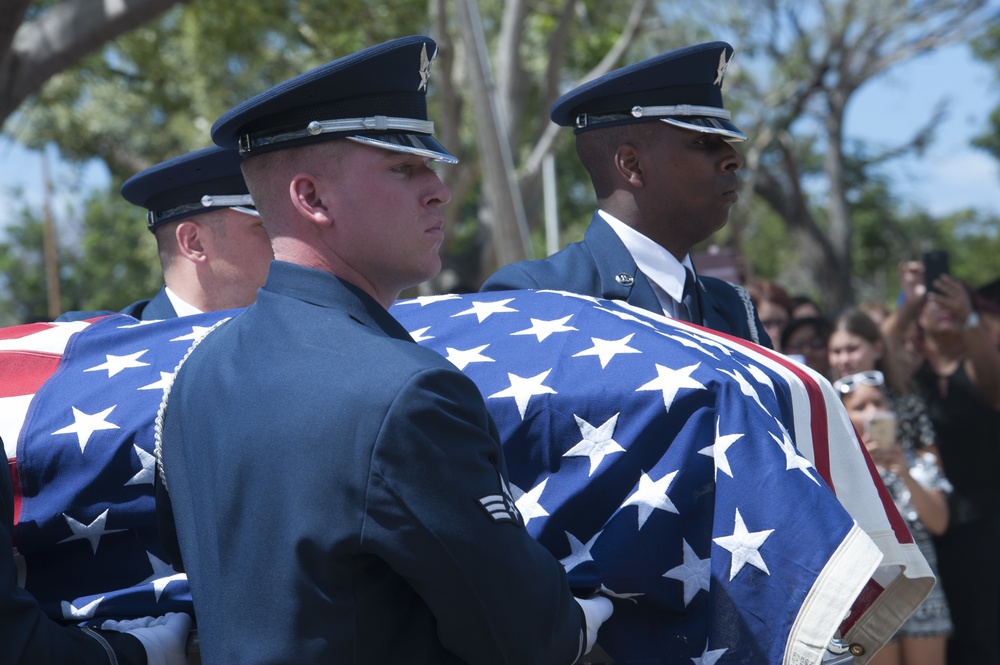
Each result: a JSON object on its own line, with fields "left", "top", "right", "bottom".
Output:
{"left": 679, "top": 269, "right": 701, "bottom": 324}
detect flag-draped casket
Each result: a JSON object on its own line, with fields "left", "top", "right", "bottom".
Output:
{"left": 389, "top": 290, "right": 933, "bottom": 664}
{"left": 1, "top": 290, "right": 932, "bottom": 663}
{"left": 0, "top": 314, "right": 225, "bottom": 621}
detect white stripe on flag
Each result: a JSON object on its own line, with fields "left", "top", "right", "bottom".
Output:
{"left": 1, "top": 395, "right": 33, "bottom": 459}
{"left": 0, "top": 320, "right": 89, "bottom": 353}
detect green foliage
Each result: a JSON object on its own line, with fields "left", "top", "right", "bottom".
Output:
{"left": 972, "top": 22, "right": 1000, "bottom": 162}
{"left": 728, "top": 202, "right": 798, "bottom": 282}
{"left": 14, "top": 0, "right": 432, "bottom": 177}
{"left": 850, "top": 179, "right": 1000, "bottom": 305}
{"left": 4, "top": 0, "right": 1000, "bottom": 315}
{"left": 708, "top": 131, "right": 1000, "bottom": 312}
{"left": 0, "top": 184, "right": 160, "bottom": 325}
{"left": 2, "top": 0, "right": 431, "bottom": 317}
{"left": 938, "top": 210, "right": 1000, "bottom": 287}
{"left": 0, "top": 206, "right": 49, "bottom": 325}
{"left": 65, "top": 186, "right": 162, "bottom": 311}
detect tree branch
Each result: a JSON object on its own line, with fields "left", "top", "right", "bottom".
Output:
{"left": 520, "top": 0, "right": 653, "bottom": 181}
{"left": 0, "top": 0, "right": 33, "bottom": 58}
{"left": 496, "top": 0, "right": 528, "bottom": 142}
{"left": 542, "top": 0, "right": 578, "bottom": 112}
{"left": 1, "top": 0, "right": 183, "bottom": 127}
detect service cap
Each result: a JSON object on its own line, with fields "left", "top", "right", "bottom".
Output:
{"left": 550, "top": 41, "right": 746, "bottom": 142}
{"left": 121, "top": 146, "right": 255, "bottom": 232}
{"left": 211, "top": 35, "right": 457, "bottom": 163}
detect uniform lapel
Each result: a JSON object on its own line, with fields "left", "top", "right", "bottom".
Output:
{"left": 583, "top": 214, "right": 664, "bottom": 315}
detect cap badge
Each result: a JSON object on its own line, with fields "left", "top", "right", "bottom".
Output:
{"left": 418, "top": 43, "right": 435, "bottom": 92}
{"left": 714, "top": 50, "right": 731, "bottom": 86}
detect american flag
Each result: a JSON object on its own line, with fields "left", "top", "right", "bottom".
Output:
{"left": 2, "top": 311, "right": 233, "bottom": 623}
{"left": 390, "top": 290, "right": 934, "bottom": 664}
{"left": 1, "top": 291, "right": 932, "bottom": 663}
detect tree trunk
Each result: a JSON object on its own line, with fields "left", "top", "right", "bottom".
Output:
{"left": 822, "top": 90, "right": 854, "bottom": 311}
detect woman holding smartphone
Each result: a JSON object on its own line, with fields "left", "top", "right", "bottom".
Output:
{"left": 883, "top": 261, "right": 1000, "bottom": 665}
{"left": 830, "top": 309, "right": 952, "bottom": 665}
{"left": 830, "top": 308, "right": 938, "bottom": 454}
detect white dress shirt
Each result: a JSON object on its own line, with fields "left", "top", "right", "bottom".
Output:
{"left": 598, "top": 209, "right": 696, "bottom": 318}
{"left": 164, "top": 287, "right": 204, "bottom": 317}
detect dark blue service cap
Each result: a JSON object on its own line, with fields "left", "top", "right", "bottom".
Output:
{"left": 550, "top": 41, "right": 746, "bottom": 142}
{"left": 211, "top": 35, "right": 457, "bottom": 163}
{"left": 121, "top": 146, "right": 255, "bottom": 232}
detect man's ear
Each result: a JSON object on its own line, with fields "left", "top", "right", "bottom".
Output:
{"left": 174, "top": 221, "right": 207, "bottom": 262}
{"left": 614, "top": 144, "right": 644, "bottom": 188}
{"left": 289, "top": 172, "right": 334, "bottom": 227}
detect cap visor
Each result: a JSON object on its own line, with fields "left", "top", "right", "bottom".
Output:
{"left": 346, "top": 134, "right": 458, "bottom": 163}
{"left": 661, "top": 117, "right": 747, "bottom": 142}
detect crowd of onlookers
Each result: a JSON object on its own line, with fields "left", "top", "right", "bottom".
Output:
{"left": 747, "top": 262, "right": 1000, "bottom": 665}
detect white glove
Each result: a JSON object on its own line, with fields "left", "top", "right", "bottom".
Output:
{"left": 573, "top": 595, "right": 613, "bottom": 654}
{"left": 101, "top": 612, "right": 192, "bottom": 665}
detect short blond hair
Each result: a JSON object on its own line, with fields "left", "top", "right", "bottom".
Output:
{"left": 241, "top": 141, "right": 349, "bottom": 237}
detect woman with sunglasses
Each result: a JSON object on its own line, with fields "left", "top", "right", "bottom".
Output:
{"left": 830, "top": 308, "right": 938, "bottom": 456}
{"left": 885, "top": 263, "right": 1000, "bottom": 665}
{"left": 834, "top": 369, "right": 952, "bottom": 665}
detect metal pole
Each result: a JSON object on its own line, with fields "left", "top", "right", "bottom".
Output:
{"left": 543, "top": 152, "right": 559, "bottom": 256}
{"left": 41, "top": 147, "right": 61, "bottom": 320}
{"left": 456, "top": 0, "right": 533, "bottom": 267}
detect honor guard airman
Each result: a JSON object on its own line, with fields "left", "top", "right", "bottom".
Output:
{"left": 155, "top": 35, "right": 612, "bottom": 665}
{"left": 57, "top": 145, "right": 272, "bottom": 321}
{"left": 482, "top": 42, "right": 770, "bottom": 347}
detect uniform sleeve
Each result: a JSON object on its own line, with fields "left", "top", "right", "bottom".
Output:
{"left": 2, "top": 462, "right": 148, "bottom": 665}
{"left": 361, "top": 366, "right": 585, "bottom": 665}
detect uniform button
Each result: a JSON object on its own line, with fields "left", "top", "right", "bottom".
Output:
{"left": 615, "top": 272, "right": 634, "bottom": 287}
{"left": 849, "top": 643, "right": 865, "bottom": 656}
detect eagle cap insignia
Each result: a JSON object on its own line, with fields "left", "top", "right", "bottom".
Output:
{"left": 418, "top": 43, "right": 436, "bottom": 91}
{"left": 714, "top": 49, "right": 731, "bottom": 86}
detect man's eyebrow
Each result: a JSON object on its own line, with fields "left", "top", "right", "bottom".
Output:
{"left": 379, "top": 152, "right": 416, "bottom": 163}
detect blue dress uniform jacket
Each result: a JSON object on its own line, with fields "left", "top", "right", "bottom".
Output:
{"left": 117, "top": 287, "right": 177, "bottom": 321}
{"left": 156, "top": 261, "right": 585, "bottom": 665}
{"left": 2, "top": 440, "right": 147, "bottom": 665}
{"left": 55, "top": 287, "right": 178, "bottom": 323}
{"left": 482, "top": 213, "right": 771, "bottom": 348}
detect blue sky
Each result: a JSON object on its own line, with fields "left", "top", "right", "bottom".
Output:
{"left": 844, "top": 42, "right": 1000, "bottom": 216}
{"left": 1, "top": 40, "right": 998, "bottom": 231}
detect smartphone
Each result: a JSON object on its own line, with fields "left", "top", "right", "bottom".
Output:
{"left": 865, "top": 412, "right": 897, "bottom": 451}
{"left": 923, "top": 250, "right": 950, "bottom": 294}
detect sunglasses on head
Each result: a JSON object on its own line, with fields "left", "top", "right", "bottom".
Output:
{"left": 832, "top": 370, "right": 884, "bottom": 394}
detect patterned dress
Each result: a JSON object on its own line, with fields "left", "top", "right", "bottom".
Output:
{"left": 882, "top": 391, "right": 953, "bottom": 638}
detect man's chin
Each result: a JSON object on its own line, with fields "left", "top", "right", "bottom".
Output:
{"left": 406, "top": 261, "right": 444, "bottom": 293}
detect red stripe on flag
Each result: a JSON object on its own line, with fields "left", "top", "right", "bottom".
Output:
{"left": 839, "top": 577, "right": 885, "bottom": 636}
{"left": 683, "top": 321, "right": 835, "bottom": 486}
{"left": 852, "top": 426, "right": 914, "bottom": 544}
{"left": 676, "top": 322, "right": 911, "bottom": 643}
{"left": 0, "top": 322, "right": 56, "bottom": 341}
{"left": 0, "top": 352, "right": 62, "bottom": 399}
{"left": 763, "top": 353, "right": 834, "bottom": 487}
{"left": 700, "top": 320, "right": 914, "bottom": 545}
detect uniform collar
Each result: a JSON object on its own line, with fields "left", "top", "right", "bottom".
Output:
{"left": 262, "top": 261, "right": 412, "bottom": 341}
{"left": 598, "top": 210, "right": 695, "bottom": 308}
{"left": 164, "top": 286, "right": 204, "bottom": 317}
